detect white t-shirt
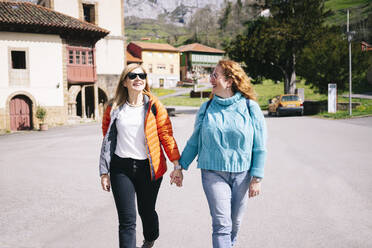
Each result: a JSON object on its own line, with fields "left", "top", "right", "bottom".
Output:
{"left": 115, "top": 104, "right": 147, "bottom": 160}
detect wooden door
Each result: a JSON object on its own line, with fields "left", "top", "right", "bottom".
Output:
{"left": 10, "top": 96, "right": 32, "bottom": 131}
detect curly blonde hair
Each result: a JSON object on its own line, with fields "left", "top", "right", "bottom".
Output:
{"left": 218, "top": 60, "right": 257, "bottom": 101}
{"left": 112, "top": 63, "right": 151, "bottom": 111}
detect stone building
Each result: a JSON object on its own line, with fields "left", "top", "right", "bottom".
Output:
{"left": 0, "top": 1, "right": 109, "bottom": 131}
{"left": 37, "top": 0, "right": 125, "bottom": 121}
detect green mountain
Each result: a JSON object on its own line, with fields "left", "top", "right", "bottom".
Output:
{"left": 325, "top": 0, "right": 371, "bottom": 25}
{"left": 125, "top": 0, "right": 372, "bottom": 46}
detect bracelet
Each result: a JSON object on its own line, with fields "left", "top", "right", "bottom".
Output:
{"left": 252, "top": 176, "right": 262, "bottom": 183}
{"left": 174, "top": 165, "right": 182, "bottom": 170}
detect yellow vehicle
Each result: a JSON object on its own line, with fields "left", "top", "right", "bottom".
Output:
{"left": 268, "top": 94, "right": 304, "bottom": 116}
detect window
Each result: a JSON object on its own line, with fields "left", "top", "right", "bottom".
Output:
{"left": 281, "top": 95, "right": 300, "bottom": 101}
{"left": 170, "top": 64, "right": 174, "bottom": 74}
{"left": 11, "top": 51, "right": 26, "bottom": 69}
{"left": 38, "top": 0, "right": 52, "bottom": 8}
{"left": 82, "top": 51, "right": 86, "bottom": 64}
{"left": 149, "top": 64, "right": 153, "bottom": 73}
{"left": 9, "top": 48, "right": 29, "bottom": 86}
{"left": 67, "top": 47, "right": 94, "bottom": 66}
{"left": 69, "top": 50, "right": 74, "bottom": 64}
{"left": 88, "top": 51, "right": 93, "bottom": 64}
{"left": 76, "top": 51, "right": 80, "bottom": 64}
{"left": 83, "top": 4, "right": 95, "bottom": 24}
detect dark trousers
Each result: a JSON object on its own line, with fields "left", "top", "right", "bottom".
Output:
{"left": 110, "top": 154, "right": 162, "bottom": 248}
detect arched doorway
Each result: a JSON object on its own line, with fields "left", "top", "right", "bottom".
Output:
{"left": 76, "top": 86, "right": 108, "bottom": 118}
{"left": 9, "top": 95, "right": 33, "bottom": 131}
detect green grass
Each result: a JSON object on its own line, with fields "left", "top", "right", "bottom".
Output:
{"left": 160, "top": 94, "right": 210, "bottom": 107}
{"left": 317, "top": 97, "right": 372, "bottom": 119}
{"left": 254, "top": 80, "right": 327, "bottom": 110}
{"left": 150, "top": 88, "right": 176, "bottom": 97}
{"left": 154, "top": 80, "right": 372, "bottom": 119}
{"left": 324, "top": 0, "right": 371, "bottom": 25}
{"left": 325, "top": 0, "right": 369, "bottom": 10}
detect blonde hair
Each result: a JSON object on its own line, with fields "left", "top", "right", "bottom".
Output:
{"left": 111, "top": 63, "right": 151, "bottom": 110}
{"left": 217, "top": 60, "right": 257, "bottom": 101}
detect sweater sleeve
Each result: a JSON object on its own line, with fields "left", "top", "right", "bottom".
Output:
{"left": 179, "top": 102, "right": 208, "bottom": 170}
{"left": 249, "top": 101, "right": 267, "bottom": 178}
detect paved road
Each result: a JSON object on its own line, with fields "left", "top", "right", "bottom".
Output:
{"left": 1, "top": 113, "right": 372, "bottom": 248}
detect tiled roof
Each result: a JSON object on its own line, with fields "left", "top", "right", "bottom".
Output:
{"left": 126, "top": 51, "right": 142, "bottom": 63}
{"left": 178, "top": 43, "right": 225, "bottom": 54}
{"left": 131, "top": 41, "right": 179, "bottom": 52}
{"left": 0, "top": 1, "right": 109, "bottom": 38}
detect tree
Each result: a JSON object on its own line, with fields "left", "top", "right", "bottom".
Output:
{"left": 227, "top": 0, "right": 330, "bottom": 93}
{"left": 187, "top": 6, "right": 218, "bottom": 47}
{"left": 297, "top": 26, "right": 372, "bottom": 94}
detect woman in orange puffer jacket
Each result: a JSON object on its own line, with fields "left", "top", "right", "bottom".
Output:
{"left": 99, "top": 63, "right": 182, "bottom": 248}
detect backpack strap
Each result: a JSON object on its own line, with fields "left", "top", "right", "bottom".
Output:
{"left": 151, "top": 104, "right": 157, "bottom": 116}
{"left": 246, "top": 99, "right": 251, "bottom": 117}
{"left": 202, "top": 99, "right": 212, "bottom": 121}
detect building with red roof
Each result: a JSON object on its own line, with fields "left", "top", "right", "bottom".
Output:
{"left": 127, "top": 41, "right": 180, "bottom": 88}
{"left": 178, "top": 43, "right": 225, "bottom": 82}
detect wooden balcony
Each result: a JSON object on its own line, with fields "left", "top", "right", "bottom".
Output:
{"left": 66, "top": 46, "right": 96, "bottom": 83}
{"left": 67, "top": 64, "right": 96, "bottom": 83}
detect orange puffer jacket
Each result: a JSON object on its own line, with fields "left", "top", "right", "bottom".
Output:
{"left": 101, "top": 93, "right": 180, "bottom": 180}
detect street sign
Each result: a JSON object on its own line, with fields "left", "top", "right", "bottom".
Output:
{"left": 328, "top": 84, "right": 337, "bottom": 113}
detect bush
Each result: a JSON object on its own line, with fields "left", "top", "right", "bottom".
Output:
{"left": 36, "top": 106, "right": 47, "bottom": 123}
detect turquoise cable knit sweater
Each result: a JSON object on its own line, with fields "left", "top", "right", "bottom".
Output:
{"left": 179, "top": 92, "right": 267, "bottom": 178}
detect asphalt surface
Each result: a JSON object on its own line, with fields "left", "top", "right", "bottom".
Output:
{"left": 1, "top": 113, "right": 372, "bottom": 248}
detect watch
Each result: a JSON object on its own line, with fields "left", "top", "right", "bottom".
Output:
{"left": 174, "top": 165, "right": 182, "bottom": 170}
{"left": 252, "top": 176, "right": 262, "bottom": 183}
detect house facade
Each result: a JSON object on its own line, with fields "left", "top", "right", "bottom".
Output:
{"left": 178, "top": 43, "right": 224, "bottom": 82}
{"left": 127, "top": 42, "right": 180, "bottom": 88}
{"left": 0, "top": 1, "right": 109, "bottom": 131}
{"left": 38, "top": 0, "right": 125, "bottom": 120}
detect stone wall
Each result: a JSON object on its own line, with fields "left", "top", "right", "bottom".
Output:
{"left": 97, "top": 74, "right": 120, "bottom": 100}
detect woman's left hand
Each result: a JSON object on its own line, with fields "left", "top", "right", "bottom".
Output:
{"left": 249, "top": 180, "right": 261, "bottom": 198}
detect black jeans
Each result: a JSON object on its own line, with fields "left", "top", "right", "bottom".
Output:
{"left": 110, "top": 154, "right": 162, "bottom": 248}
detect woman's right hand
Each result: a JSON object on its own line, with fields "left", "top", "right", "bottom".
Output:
{"left": 170, "top": 169, "right": 183, "bottom": 187}
{"left": 101, "top": 174, "right": 111, "bottom": 192}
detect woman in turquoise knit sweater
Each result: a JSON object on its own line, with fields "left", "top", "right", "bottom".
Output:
{"left": 171, "top": 60, "right": 267, "bottom": 248}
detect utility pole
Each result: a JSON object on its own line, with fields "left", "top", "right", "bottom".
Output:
{"left": 346, "top": 9, "right": 355, "bottom": 116}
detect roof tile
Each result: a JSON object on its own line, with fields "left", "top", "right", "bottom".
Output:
{"left": 131, "top": 41, "right": 179, "bottom": 52}
{"left": 0, "top": 1, "right": 109, "bottom": 36}
{"left": 178, "top": 43, "right": 224, "bottom": 54}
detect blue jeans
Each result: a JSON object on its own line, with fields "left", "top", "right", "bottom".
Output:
{"left": 201, "top": 169, "right": 251, "bottom": 248}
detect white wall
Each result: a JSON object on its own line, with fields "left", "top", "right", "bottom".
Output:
{"left": 52, "top": 0, "right": 125, "bottom": 76}
{"left": 98, "top": 0, "right": 123, "bottom": 36}
{"left": 95, "top": 37, "right": 125, "bottom": 75}
{"left": 96, "top": 0, "right": 125, "bottom": 75}
{"left": 53, "top": 0, "right": 80, "bottom": 18}
{"left": 0, "top": 32, "right": 64, "bottom": 108}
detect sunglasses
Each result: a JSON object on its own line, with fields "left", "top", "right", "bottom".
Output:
{"left": 127, "top": 72, "right": 147, "bottom": 80}
{"left": 210, "top": 72, "right": 218, "bottom": 79}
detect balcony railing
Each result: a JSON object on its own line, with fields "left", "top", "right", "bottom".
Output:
{"left": 67, "top": 46, "right": 96, "bottom": 83}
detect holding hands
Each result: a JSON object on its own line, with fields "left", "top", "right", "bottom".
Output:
{"left": 170, "top": 160, "right": 183, "bottom": 187}
{"left": 249, "top": 177, "right": 262, "bottom": 198}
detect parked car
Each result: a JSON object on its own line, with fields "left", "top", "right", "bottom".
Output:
{"left": 268, "top": 94, "right": 304, "bottom": 116}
